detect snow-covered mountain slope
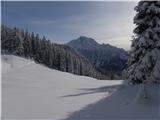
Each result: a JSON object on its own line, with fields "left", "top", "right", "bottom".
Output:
{"left": 2, "top": 55, "right": 159, "bottom": 120}
{"left": 66, "top": 36, "right": 129, "bottom": 74}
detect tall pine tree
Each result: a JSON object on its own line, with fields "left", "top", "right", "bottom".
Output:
{"left": 123, "top": 1, "right": 160, "bottom": 84}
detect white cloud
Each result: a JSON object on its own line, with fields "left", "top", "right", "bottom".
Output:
{"left": 58, "top": 13, "right": 135, "bottom": 50}
{"left": 27, "top": 2, "right": 137, "bottom": 50}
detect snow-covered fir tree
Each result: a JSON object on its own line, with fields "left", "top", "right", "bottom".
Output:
{"left": 15, "top": 28, "right": 24, "bottom": 56}
{"left": 123, "top": 1, "right": 160, "bottom": 84}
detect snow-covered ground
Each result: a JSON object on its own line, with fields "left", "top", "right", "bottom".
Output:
{"left": 2, "top": 55, "right": 160, "bottom": 120}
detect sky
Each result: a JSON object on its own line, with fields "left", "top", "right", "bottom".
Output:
{"left": 2, "top": 1, "right": 137, "bottom": 50}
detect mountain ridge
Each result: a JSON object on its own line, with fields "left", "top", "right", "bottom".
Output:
{"left": 66, "top": 36, "right": 129, "bottom": 77}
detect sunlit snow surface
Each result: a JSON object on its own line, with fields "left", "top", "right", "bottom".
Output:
{"left": 2, "top": 55, "right": 160, "bottom": 120}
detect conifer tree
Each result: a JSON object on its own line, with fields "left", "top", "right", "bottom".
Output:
{"left": 15, "top": 28, "right": 24, "bottom": 56}
{"left": 123, "top": 1, "right": 160, "bottom": 84}
{"left": 1, "top": 25, "right": 11, "bottom": 53}
{"left": 23, "top": 30, "right": 31, "bottom": 57}
{"left": 30, "top": 32, "right": 36, "bottom": 57}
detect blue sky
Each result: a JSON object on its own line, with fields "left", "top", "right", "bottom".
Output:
{"left": 2, "top": 1, "right": 137, "bottom": 50}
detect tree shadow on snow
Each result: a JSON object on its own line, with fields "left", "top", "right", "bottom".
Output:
{"left": 61, "top": 84, "right": 121, "bottom": 98}
{"left": 62, "top": 84, "right": 159, "bottom": 120}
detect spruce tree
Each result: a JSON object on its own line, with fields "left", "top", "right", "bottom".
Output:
{"left": 1, "top": 25, "right": 11, "bottom": 53}
{"left": 30, "top": 32, "right": 36, "bottom": 57}
{"left": 123, "top": 1, "right": 160, "bottom": 84}
{"left": 15, "top": 29, "right": 24, "bottom": 56}
{"left": 23, "top": 30, "right": 31, "bottom": 57}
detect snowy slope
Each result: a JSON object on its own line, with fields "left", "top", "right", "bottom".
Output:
{"left": 2, "top": 55, "right": 34, "bottom": 74}
{"left": 2, "top": 55, "right": 160, "bottom": 120}
{"left": 2, "top": 55, "right": 123, "bottom": 119}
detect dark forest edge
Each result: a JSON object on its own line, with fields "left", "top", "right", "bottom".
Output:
{"left": 1, "top": 25, "right": 109, "bottom": 80}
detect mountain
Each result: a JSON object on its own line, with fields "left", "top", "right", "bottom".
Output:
{"left": 66, "top": 36, "right": 129, "bottom": 76}
{"left": 1, "top": 25, "right": 108, "bottom": 80}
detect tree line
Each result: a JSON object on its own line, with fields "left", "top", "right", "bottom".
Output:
{"left": 1, "top": 25, "right": 108, "bottom": 80}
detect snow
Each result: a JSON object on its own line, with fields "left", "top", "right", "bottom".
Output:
{"left": 1, "top": 55, "right": 33, "bottom": 74}
{"left": 2, "top": 55, "right": 160, "bottom": 120}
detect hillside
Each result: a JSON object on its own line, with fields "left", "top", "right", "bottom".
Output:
{"left": 1, "top": 25, "right": 108, "bottom": 80}
{"left": 66, "top": 36, "right": 129, "bottom": 76}
{"left": 2, "top": 55, "right": 159, "bottom": 120}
